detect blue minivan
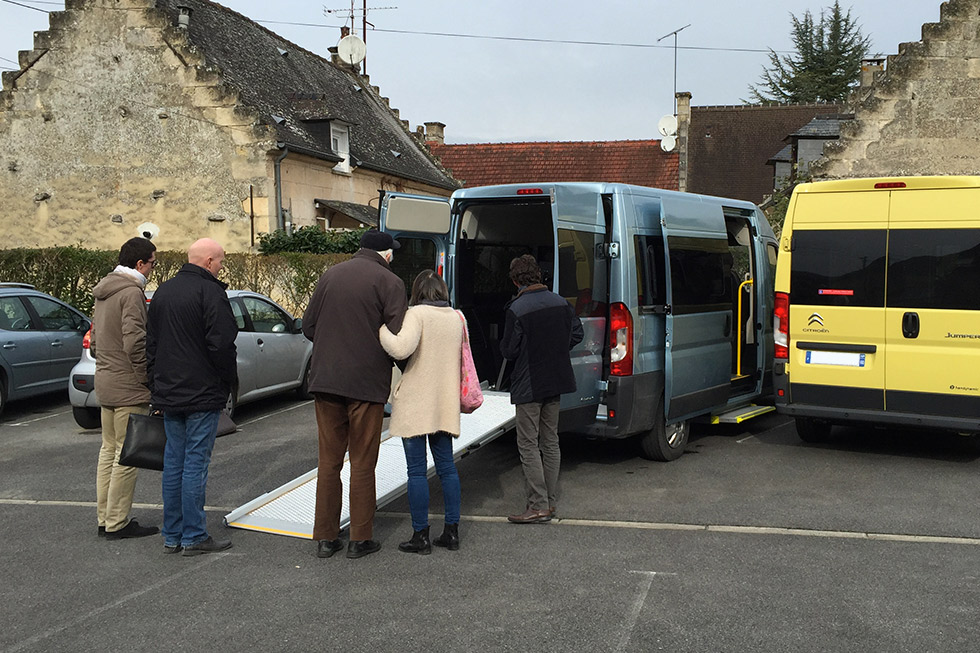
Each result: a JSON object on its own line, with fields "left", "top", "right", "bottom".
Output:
{"left": 380, "top": 183, "right": 779, "bottom": 460}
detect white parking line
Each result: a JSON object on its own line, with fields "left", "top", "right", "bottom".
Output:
{"left": 3, "top": 552, "right": 230, "bottom": 653}
{"left": 2, "top": 410, "right": 72, "bottom": 427}
{"left": 8, "top": 501, "right": 980, "bottom": 547}
{"left": 237, "top": 400, "right": 313, "bottom": 426}
{"left": 616, "top": 571, "right": 661, "bottom": 652}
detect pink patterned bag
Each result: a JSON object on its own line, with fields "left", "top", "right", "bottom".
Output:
{"left": 457, "top": 311, "right": 484, "bottom": 413}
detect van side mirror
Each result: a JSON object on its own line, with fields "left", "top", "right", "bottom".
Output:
{"left": 293, "top": 317, "right": 303, "bottom": 333}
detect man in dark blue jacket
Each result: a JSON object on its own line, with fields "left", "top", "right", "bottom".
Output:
{"left": 500, "top": 255, "right": 583, "bottom": 524}
{"left": 147, "top": 238, "right": 238, "bottom": 556}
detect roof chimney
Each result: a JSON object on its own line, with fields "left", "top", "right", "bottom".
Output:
{"left": 860, "top": 58, "right": 885, "bottom": 87}
{"left": 424, "top": 121, "right": 445, "bottom": 145}
{"left": 177, "top": 6, "right": 191, "bottom": 29}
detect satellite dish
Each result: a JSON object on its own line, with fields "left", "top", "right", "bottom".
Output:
{"left": 336, "top": 34, "right": 366, "bottom": 66}
{"left": 658, "top": 114, "right": 678, "bottom": 137}
{"left": 136, "top": 221, "right": 160, "bottom": 240}
{"left": 660, "top": 135, "right": 677, "bottom": 153}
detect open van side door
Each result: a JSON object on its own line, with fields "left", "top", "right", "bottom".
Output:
{"left": 379, "top": 192, "right": 454, "bottom": 295}
{"left": 661, "top": 196, "right": 732, "bottom": 421}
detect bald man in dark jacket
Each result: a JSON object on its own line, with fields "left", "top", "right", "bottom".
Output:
{"left": 303, "top": 229, "right": 407, "bottom": 559}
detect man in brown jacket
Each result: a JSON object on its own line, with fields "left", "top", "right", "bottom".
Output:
{"left": 92, "top": 236, "right": 160, "bottom": 540}
{"left": 303, "top": 229, "right": 407, "bottom": 559}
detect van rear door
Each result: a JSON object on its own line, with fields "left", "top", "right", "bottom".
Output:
{"left": 786, "top": 191, "right": 888, "bottom": 412}
{"left": 885, "top": 186, "right": 980, "bottom": 420}
{"left": 661, "top": 195, "right": 732, "bottom": 421}
{"left": 379, "top": 192, "right": 453, "bottom": 295}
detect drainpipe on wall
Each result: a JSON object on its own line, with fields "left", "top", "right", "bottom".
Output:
{"left": 274, "top": 144, "right": 289, "bottom": 232}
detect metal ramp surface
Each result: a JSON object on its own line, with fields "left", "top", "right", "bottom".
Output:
{"left": 224, "top": 392, "right": 515, "bottom": 539}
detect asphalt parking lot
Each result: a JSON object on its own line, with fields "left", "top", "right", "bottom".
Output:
{"left": 2, "top": 393, "right": 980, "bottom": 652}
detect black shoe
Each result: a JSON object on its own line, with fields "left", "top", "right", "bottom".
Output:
{"left": 316, "top": 538, "right": 344, "bottom": 558}
{"left": 98, "top": 526, "right": 106, "bottom": 538}
{"left": 105, "top": 519, "right": 160, "bottom": 540}
{"left": 432, "top": 523, "right": 459, "bottom": 551}
{"left": 163, "top": 544, "right": 183, "bottom": 554}
{"left": 398, "top": 527, "right": 431, "bottom": 555}
{"left": 346, "top": 539, "right": 381, "bottom": 559}
{"left": 181, "top": 536, "right": 232, "bottom": 556}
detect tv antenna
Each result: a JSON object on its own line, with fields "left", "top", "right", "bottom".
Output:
{"left": 324, "top": 2, "right": 397, "bottom": 73}
{"left": 656, "top": 23, "right": 690, "bottom": 115}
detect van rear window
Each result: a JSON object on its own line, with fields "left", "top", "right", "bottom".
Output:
{"left": 790, "top": 230, "right": 886, "bottom": 307}
{"left": 887, "top": 229, "right": 980, "bottom": 311}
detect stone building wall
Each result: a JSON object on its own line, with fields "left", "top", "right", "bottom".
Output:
{"left": 814, "top": 0, "right": 980, "bottom": 179}
{"left": 0, "top": 0, "right": 277, "bottom": 253}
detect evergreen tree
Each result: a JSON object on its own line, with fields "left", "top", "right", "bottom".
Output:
{"left": 748, "top": 2, "right": 872, "bottom": 104}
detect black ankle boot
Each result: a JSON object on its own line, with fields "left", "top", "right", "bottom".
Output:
{"left": 398, "top": 526, "right": 431, "bottom": 555}
{"left": 432, "top": 523, "right": 459, "bottom": 551}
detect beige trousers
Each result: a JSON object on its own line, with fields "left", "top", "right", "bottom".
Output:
{"left": 96, "top": 404, "right": 149, "bottom": 532}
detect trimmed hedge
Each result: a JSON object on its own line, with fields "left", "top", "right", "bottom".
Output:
{"left": 0, "top": 247, "right": 350, "bottom": 317}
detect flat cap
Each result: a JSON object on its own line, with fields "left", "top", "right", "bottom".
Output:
{"left": 359, "top": 229, "right": 401, "bottom": 251}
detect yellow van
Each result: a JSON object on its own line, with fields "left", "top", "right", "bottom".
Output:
{"left": 772, "top": 176, "right": 980, "bottom": 442}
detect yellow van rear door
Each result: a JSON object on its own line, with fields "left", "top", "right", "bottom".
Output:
{"left": 885, "top": 188, "right": 980, "bottom": 420}
{"left": 787, "top": 191, "right": 888, "bottom": 411}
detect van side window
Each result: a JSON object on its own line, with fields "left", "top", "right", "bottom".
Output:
{"left": 667, "top": 236, "right": 730, "bottom": 314}
{"left": 635, "top": 234, "right": 666, "bottom": 307}
{"left": 557, "top": 229, "right": 607, "bottom": 317}
{"left": 789, "top": 229, "right": 886, "bottom": 307}
{"left": 887, "top": 229, "right": 980, "bottom": 310}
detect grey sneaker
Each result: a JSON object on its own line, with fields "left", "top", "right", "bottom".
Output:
{"left": 181, "top": 536, "right": 232, "bottom": 556}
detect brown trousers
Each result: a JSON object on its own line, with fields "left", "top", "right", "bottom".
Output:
{"left": 313, "top": 394, "right": 385, "bottom": 542}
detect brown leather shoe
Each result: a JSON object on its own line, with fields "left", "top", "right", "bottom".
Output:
{"left": 508, "top": 508, "right": 552, "bottom": 524}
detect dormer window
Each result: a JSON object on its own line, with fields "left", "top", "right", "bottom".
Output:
{"left": 331, "top": 121, "right": 351, "bottom": 173}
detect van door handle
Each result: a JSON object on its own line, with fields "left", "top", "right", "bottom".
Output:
{"left": 723, "top": 314, "right": 732, "bottom": 338}
{"left": 2, "top": 343, "right": 15, "bottom": 349}
{"left": 902, "top": 312, "right": 919, "bottom": 339}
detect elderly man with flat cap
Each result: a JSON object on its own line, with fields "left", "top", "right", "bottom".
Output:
{"left": 303, "top": 229, "right": 408, "bottom": 559}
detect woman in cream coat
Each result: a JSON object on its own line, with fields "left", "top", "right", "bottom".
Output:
{"left": 380, "top": 270, "right": 464, "bottom": 554}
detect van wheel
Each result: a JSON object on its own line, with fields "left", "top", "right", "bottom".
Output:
{"left": 795, "top": 417, "right": 832, "bottom": 443}
{"left": 72, "top": 406, "right": 101, "bottom": 430}
{"left": 639, "top": 397, "right": 690, "bottom": 462}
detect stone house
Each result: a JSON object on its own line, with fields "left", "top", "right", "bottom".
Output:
{"left": 815, "top": 0, "right": 980, "bottom": 178}
{"left": 423, "top": 124, "right": 678, "bottom": 190}
{"left": 0, "top": 0, "right": 457, "bottom": 253}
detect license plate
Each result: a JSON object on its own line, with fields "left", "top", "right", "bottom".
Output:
{"left": 805, "top": 351, "right": 866, "bottom": 367}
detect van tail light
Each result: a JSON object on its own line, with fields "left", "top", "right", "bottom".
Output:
{"left": 82, "top": 326, "right": 92, "bottom": 349}
{"left": 774, "top": 292, "right": 789, "bottom": 360}
{"left": 609, "top": 302, "right": 633, "bottom": 376}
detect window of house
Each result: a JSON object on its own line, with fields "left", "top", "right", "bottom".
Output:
{"left": 330, "top": 122, "right": 351, "bottom": 173}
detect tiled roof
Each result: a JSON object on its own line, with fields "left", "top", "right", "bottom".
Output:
{"left": 316, "top": 199, "right": 378, "bottom": 226}
{"left": 427, "top": 140, "right": 679, "bottom": 190}
{"left": 790, "top": 114, "right": 853, "bottom": 138}
{"left": 154, "top": 0, "right": 457, "bottom": 190}
{"left": 688, "top": 103, "right": 844, "bottom": 204}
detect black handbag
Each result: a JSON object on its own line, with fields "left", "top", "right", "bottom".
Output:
{"left": 119, "top": 412, "right": 166, "bottom": 471}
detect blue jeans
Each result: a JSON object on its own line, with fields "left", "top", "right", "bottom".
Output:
{"left": 162, "top": 410, "right": 220, "bottom": 547}
{"left": 402, "top": 432, "right": 461, "bottom": 532}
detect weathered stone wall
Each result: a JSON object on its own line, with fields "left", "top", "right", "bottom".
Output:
{"left": 0, "top": 0, "right": 276, "bottom": 252}
{"left": 814, "top": 0, "right": 980, "bottom": 179}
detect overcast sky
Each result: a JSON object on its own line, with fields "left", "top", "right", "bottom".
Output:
{"left": 1, "top": 0, "right": 942, "bottom": 143}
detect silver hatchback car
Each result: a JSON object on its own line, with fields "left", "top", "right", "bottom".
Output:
{"left": 69, "top": 290, "right": 313, "bottom": 428}
{"left": 1, "top": 283, "right": 91, "bottom": 417}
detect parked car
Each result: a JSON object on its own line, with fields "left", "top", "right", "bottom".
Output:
{"left": 0, "top": 283, "right": 91, "bottom": 417}
{"left": 69, "top": 290, "right": 313, "bottom": 428}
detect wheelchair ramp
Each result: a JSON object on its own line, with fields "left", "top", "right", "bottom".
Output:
{"left": 224, "top": 391, "right": 515, "bottom": 539}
